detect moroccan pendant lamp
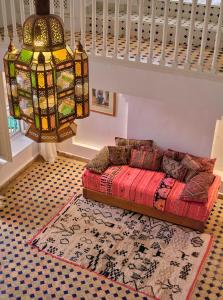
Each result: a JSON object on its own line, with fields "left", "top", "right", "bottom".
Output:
{"left": 3, "top": 0, "right": 89, "bottom": 143}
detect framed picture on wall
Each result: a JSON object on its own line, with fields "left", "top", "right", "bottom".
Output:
{"left": 90, "top": 89, "right": 116, "bottom": 116}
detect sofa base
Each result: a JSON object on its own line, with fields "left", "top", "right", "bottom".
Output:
{"left": 83, "top": 188, "right": 206, "bottom": 232}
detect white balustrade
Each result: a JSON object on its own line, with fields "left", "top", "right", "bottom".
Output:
{"left": 211, "top": 0, "right": 223, "bottom": 73}
{"left": 114, "top": 0, "right": 120, "bottom": 58}
{"left": 80, "top": 0, "right": 86, "bottom": 48}
{"left": 136, "top": 0, "right": 144, "bottom": 62}
{"left": 148, "top": 0, "right": 156, "bottom": 63}
{"left": 173, "top": 0, "right": 183, "bottom": 67}
{"left": 10, "top": 0, "right": 19, "bottom": 45}
{"left": 29, "top": 0, "right": 34, "bottom": 15}
{"left": 185, "top": 0, "right": 197, "bottom": 69}
{"left": 160, "top": 0, "right": 170, "bottom": 65}
{"left": 125, "top": 0, "right": 132, "bottom": 60}
{"left": 102, "top": 0, "right": 108, "bottom": 56}
{"left": 70, "top": 0, "right": 75, "bottom": 49}
{"left": 60, "top": 0, "right": 65, "bottom": 22}
{"left": 50, "top": 0, "right": 55, "bottom": 14}
{"left": 1, "top": 0, "right": 9, "bottom": 44}
{"left": 198, "top": 0, "right": 212, "bottom": 71}
{"left": 91, "top": 0, "right": 96, "bottom": 55}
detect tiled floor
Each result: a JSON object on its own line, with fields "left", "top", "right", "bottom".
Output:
{"left": 0, "top": 156, "right": 223, "bottom": 300}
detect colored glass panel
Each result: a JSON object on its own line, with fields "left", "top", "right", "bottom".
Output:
{"left": 56, "top": 69, "right": 74, "bottom": 92}
{"left": 58, "top": 96, "right": 75, "bottom": 118}
{"left": 84, "top": 101, "right": 89, "bottom": 115}
{"left": 31, "top": 72, "right": 36, "bottom": 88}
{"left": 18, "top": 49, "right": 33, "bottom": 64}
{"left": 75, "top": 62, "right": 81, "bottom": 76}
{"left": 77, "top": 103, "right": 83, "bottom": 117}
{"left": 16, "top": 70, "right": 31, "bottom": 92}
{"left": 50, "top": 115, "right": 56, "bottom": 129}
{"left": 4, "top": 61, "right": 9, "bottom": 76}
{"left": 84, "top": 82, "right": 88, "bottom": 96}
{"left": 20, "top": 97, "right": 33, "bottom": 118}
{"left": 41, "top": 117, "right": 48, "bottom": 130}
{"left": 47, "top": 72, "right": 53, "bottom": 86}
{"left": 38, "top": 73, "right": 45, "bottom": 88}
{"left": 84, "top": 62, "right": 88, "bottom": 76}
{"left": 14, "top": 104, "right": 21, "bottom": 118}
{"left": 53, "top": 49, "right": 68, "bottom": 63}
{"left": 9, "top": 62, "right": 15, "bottom": 77}
{"left": 75, "top": 82, "right": 82, "bottom": 97}
{"left": 35, "top": 115, "right": 40, "bottom": 129}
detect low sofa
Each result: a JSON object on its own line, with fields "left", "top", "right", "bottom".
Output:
{"left": 82, "top": 137, "right": 221, "bottom": 232}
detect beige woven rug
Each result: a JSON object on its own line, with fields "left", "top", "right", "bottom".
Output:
{"left": 29, "top": 194, "right": 213, "bottom": 300}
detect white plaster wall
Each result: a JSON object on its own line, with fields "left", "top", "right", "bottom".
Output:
{"left": 58, "top": 56, "right": 223, "bottom": 168}
{"left": 0, "top": 141, "right": 39, "bottom": 187}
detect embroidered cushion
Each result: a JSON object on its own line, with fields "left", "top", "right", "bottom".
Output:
{"left": 108, "top": 146, "right": 128, "bottom": 165}
{"left": 86, "top": 146, "right": 110, "bottom": 174}
{"left": 166, "top": 149, "right": 216, "bottom": 173}
{"left": 129, "top": 148, "right": 163, "bottom": 171}
{"left": 181, "top": 154, "right": 201, "bottom": 183}
{"left": 181, "top": 172, "right": 215, "bottom": 203}
{"left": 115, "top": 137, "right": 153, "bottom": 148}
{"left": 162, "top": 155, "right": 188, "bottom": 181}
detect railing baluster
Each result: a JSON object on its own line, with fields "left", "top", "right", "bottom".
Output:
{"left": 80, "top": 0, "right": 86, "bottom": 48}
{"left": 50, "top": 0, "right": 55, "bottom": 14}
{"left": 92, "top": 0, "right": 97, "bottom": 55}
{"left": 125, "top": 0, "right": 132, "bottom": 60}
{"left": 1, "top": 0, "right": 9, "bottom": 44}
{"left": 185, "top": 0, "right": 197, "bottom": 69}
{"left": 70, "top": 0, "right": 75, "bottom": 49}
{"left": 60, "top": 0, "right": 65, "bottom": 22}
{"left": 136, "top": 0, "right": 144, "bottom": 62}
{"left": 211, "top": 0, "right": 223, "bottom": 73}
{"left": 102, "top": 0, "right": 108, "bottom": 56}
{"left": 10, "top": 0, "right": 19, "bottom": 45}
{"left": 114, "top": 0, "right": 120, "bottom": 58}
{"left": 160, "top": 0, "right": 170, "bottom": 65}
{"left": 148, "top": 0, "right": 156, "bottom": 63}
{"left": 198, "top": 0, "right": 212, "bottom": 71}
{"left": 29, "top": 0, "right": 34, "bottom": 15}
{"left": 173, "top": 0, "right": 183, "bottom": 67}
{"left": 20, "top": 0, "right": 26, "bottom": 25}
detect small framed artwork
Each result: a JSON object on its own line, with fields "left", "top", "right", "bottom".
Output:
{"left": 91, "top": 89, "right": 116, "bottom": 116}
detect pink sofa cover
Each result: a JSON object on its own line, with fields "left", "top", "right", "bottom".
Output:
{"left": 83, "top": 165, "right": 221, "bottom": 222}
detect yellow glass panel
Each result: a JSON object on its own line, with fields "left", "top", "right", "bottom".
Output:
{"left": 39, "top": 96, "right": 47, "bottom": 109}
{"left": 42, "top": 117, "right": 48, "bottom": 130}
{"left": 84, "top": 102, "right": 89, "bottom": 114}
{"left": 84, "top": 82, "right": 88, "bottom": 96}
{"left": 75, "top": 62, "right": 81, "bottom": 76}
{"left": 77, "top": 103, "right": 83, "bottom": 117}
{"left": 38, "top": 73, "right": 45, "bottom": 88}
{"left": 53, "top": 49, "right": 67, "bottom": 62}
{"left": 75, "top": 84, "right": 82, "bottom": 97}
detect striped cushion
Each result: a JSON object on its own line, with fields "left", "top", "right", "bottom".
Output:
{"left": 181, "top": 172, "right": 215, "bottom": 203}
{"left": 129, "top": 148, "right": 163, "bottom": 171}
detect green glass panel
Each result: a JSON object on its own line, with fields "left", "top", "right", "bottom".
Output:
{"left": 35, "top": 115, "right": 40, "bottom": 129}
{"left": 14, "top": 104, "right": 20, "bottom": 118}
{"left": 9, "top": 62, "right": 15, "bottom": 77}
{"left": 31, "top": 72, "right": 36, "bottom": 88}
{"left": 19, "top": 49, "right": 33, "bottom": 64}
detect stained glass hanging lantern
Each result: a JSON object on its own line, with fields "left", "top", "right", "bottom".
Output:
{"left": 3, "top": 0, "right": 89, "bottom": 143}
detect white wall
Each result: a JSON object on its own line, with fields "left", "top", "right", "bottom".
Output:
{"left": 58, "top": 56, "right": 223, "bottom": 168}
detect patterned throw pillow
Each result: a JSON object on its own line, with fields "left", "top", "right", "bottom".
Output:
{"left": 181, "top": 172, "right": 215, "bottom": 203}
{"left": 181, "top": 154, "right": 201, "bottom": 183}
{"left": 166, "top": 149, "right": 216, "bottom": 173}
{"left": 129, "top": 148, "right": 163, "bottom": 171}
{"left": 108, "top": 146, "right": 128, "bottom": 165}
{"left": 115, "top": 137, "right": 153, "bottom": 148}
{"left": 162, "top": 155, "right": 188, "bottom": 181}
{"left": 86, "top": 146, "right": 110, "bottom": 174}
